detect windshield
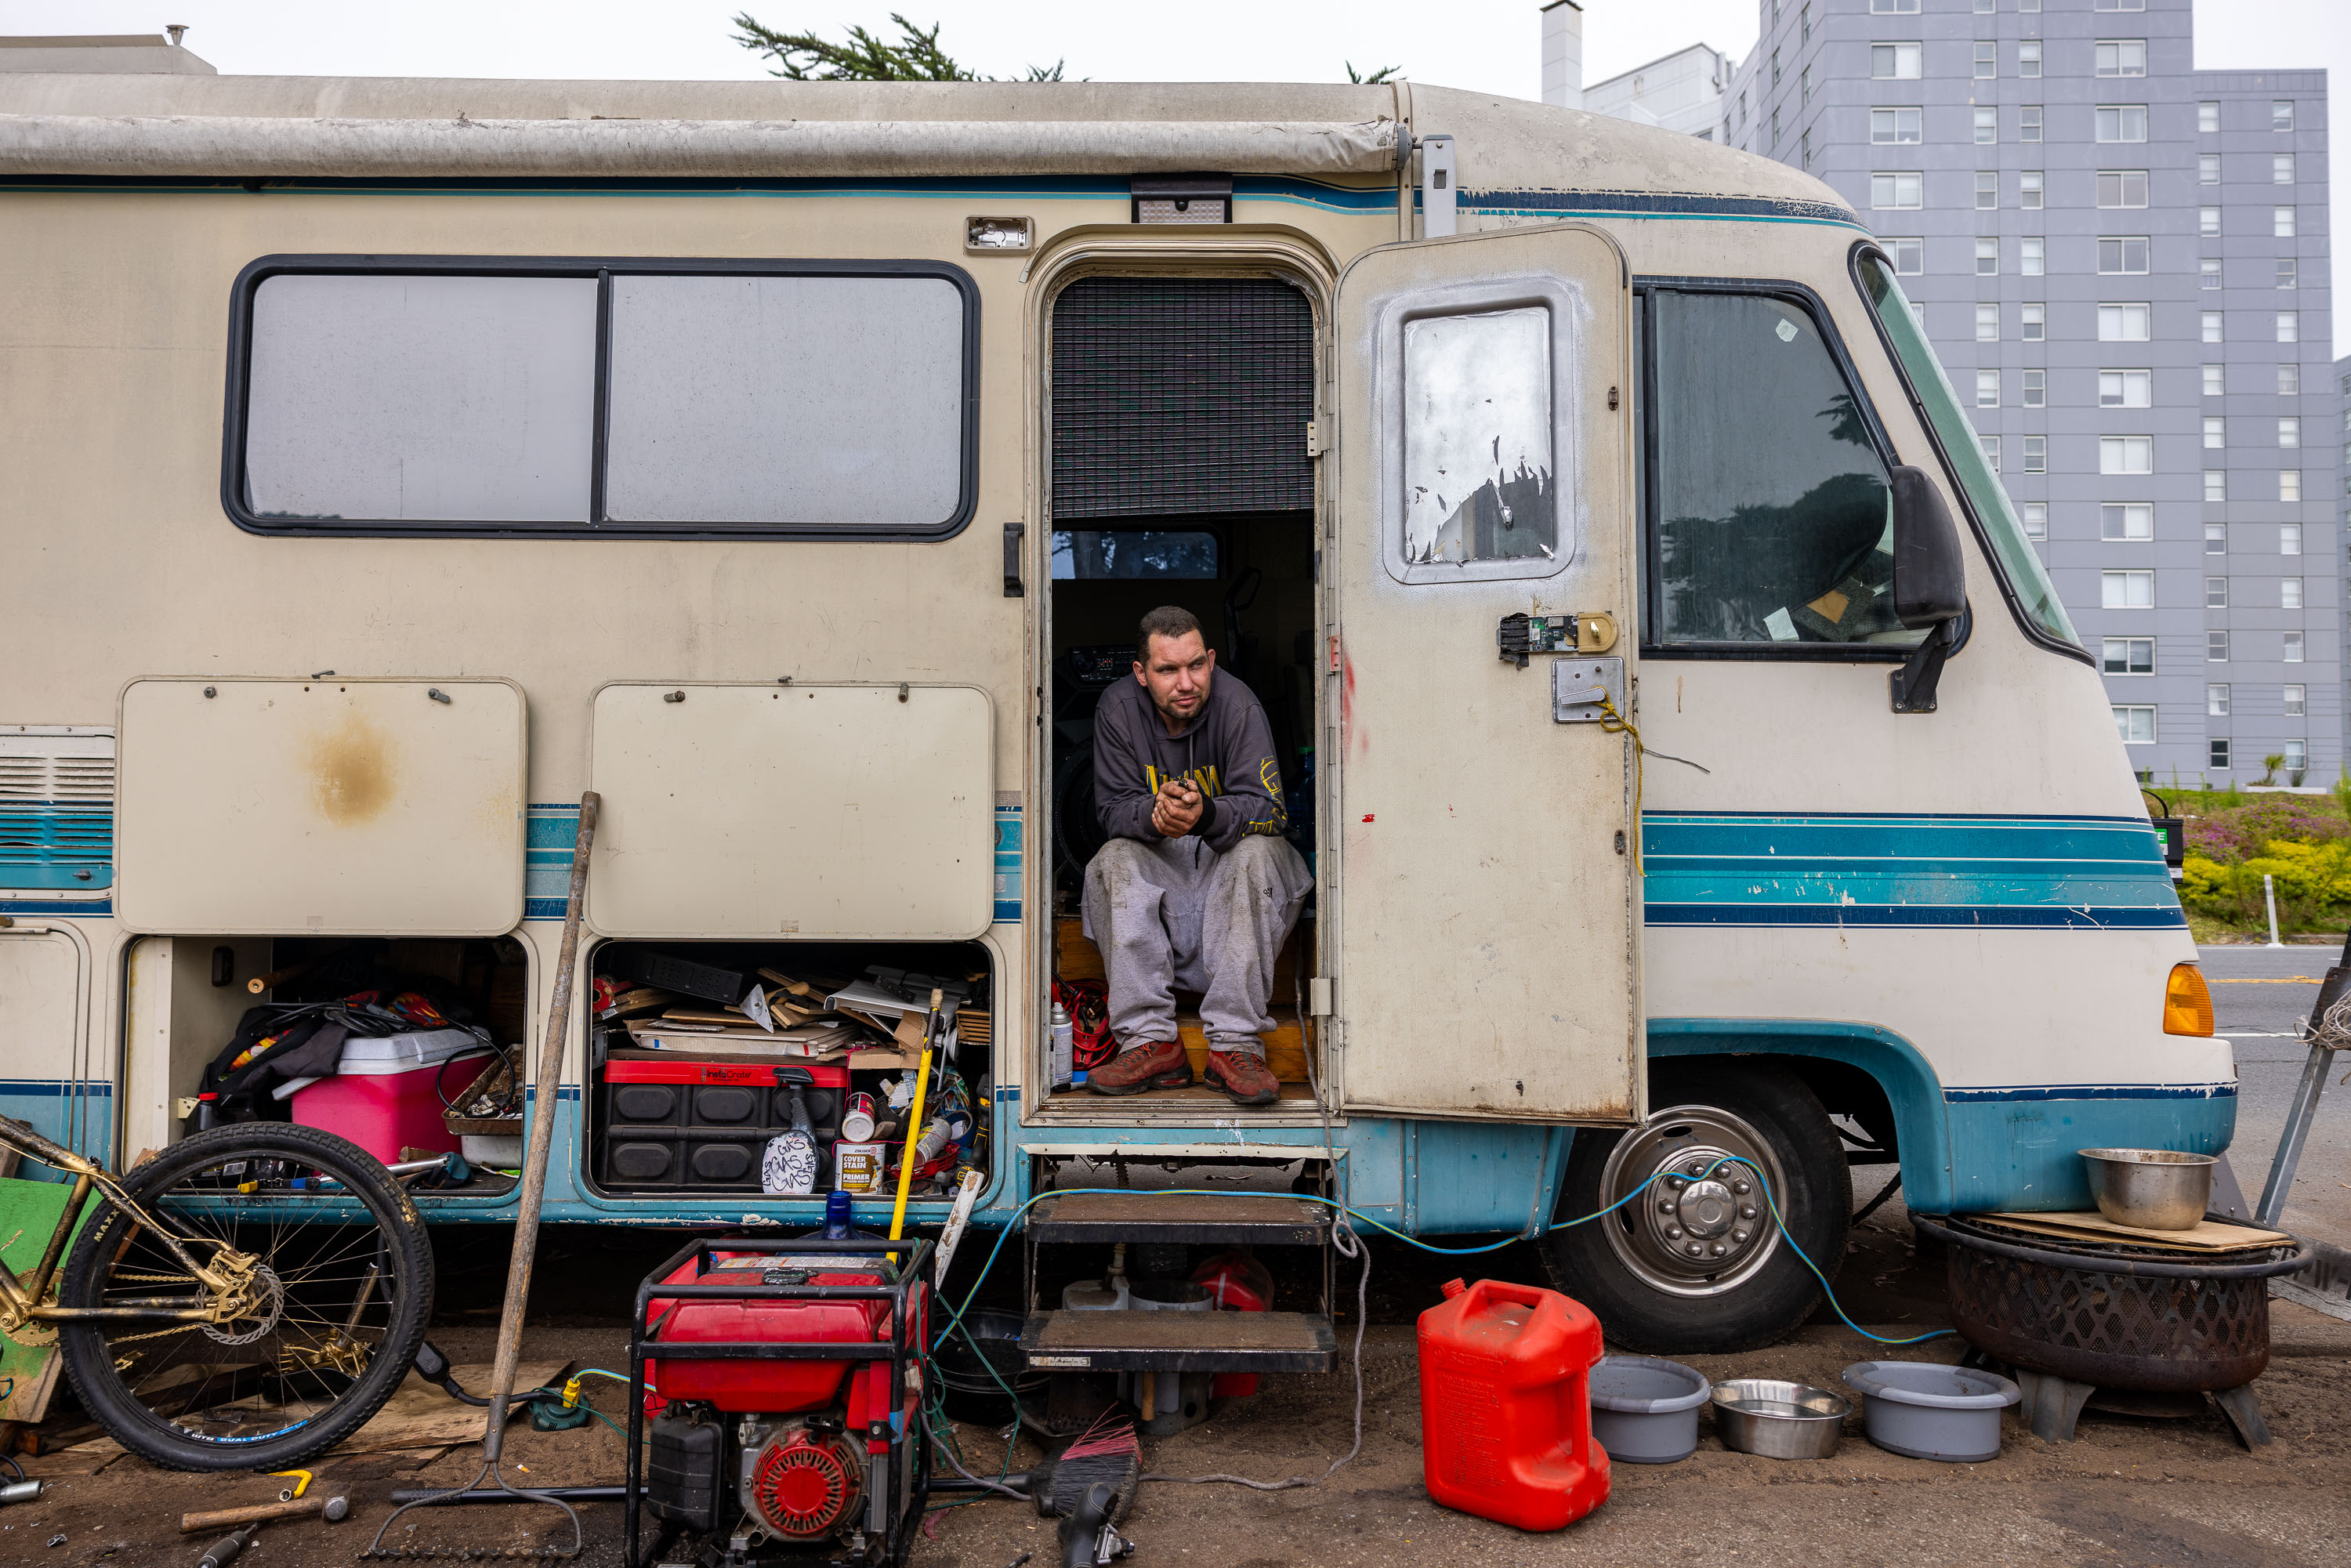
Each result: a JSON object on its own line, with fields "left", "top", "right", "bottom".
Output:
{"left": 1854, "top": 253, "right": 2080, "bottom": 649}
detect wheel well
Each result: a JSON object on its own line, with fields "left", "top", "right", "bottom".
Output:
{"left": 1655, "top": 1052, "right": 1900, "bottom": 1164}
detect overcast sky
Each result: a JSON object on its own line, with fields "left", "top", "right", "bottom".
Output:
{"left": 11, "top": 1, "right": 2350, "bottom": 347}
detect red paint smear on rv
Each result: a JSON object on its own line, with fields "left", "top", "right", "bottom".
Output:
{"left": 1361, "top": 814, "right": 1375, "bottom": 824}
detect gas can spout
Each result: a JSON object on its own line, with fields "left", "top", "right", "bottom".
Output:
{"left": 1441, "top": 1278, "right": 1467, "bottom": 1299}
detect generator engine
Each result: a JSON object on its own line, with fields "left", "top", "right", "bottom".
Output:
{"left": 636, "top": 1244, "right": 930, "bottom": 1568}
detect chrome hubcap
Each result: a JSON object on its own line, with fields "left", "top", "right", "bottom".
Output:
{"left": 1599, "top": 1103, "right": 1786, "bottom": 1298}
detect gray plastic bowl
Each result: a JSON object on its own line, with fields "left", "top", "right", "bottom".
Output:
{"left": 1588, "top": 1356, "right": 1712, "bottom": 1464}
{"left": 1842, "top": 1361, "right": 2021, "bottom": 1463}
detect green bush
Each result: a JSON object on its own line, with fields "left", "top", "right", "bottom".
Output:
{"left": 2182, "top": 838, "right": 2351, "bottom": 930}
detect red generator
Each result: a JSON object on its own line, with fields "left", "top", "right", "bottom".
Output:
{"left": 625, "top": 1235, "right": 933, "bottom": 1568}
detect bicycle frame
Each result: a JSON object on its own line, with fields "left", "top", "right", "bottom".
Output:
{"left": 0, "top": 1117, "right": 244, "bottom": 1327}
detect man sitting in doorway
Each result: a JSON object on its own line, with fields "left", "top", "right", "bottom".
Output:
{"left": 1082, "top": 606, "right": 1313, "bottom": 1106}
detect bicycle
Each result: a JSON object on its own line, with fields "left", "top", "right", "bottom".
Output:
{"left": 0, "top": 1115, "right": 433, "bottom": 1471}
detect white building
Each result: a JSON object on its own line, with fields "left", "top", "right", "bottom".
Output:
{"left": 1583, "top": 42, "right": 1740, "bottom": 140}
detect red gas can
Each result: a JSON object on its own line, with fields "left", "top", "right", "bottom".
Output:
{"left": 1416, "top": 1277, "right": 1609, "bottom": 1532}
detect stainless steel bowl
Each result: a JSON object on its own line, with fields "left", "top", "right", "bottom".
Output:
{"left": 1709, "top": 1378, "right": 1849, "bottom": 1459}
{"left": 2079, "top": 1147, "right": 2215, "bottom": 1231}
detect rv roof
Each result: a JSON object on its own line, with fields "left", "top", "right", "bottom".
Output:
{"left": 0, "top": 73, "right": 1852, "bottom": 220}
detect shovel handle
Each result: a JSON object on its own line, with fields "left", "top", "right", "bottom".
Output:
{"left": 179, "top": 1495, "right": 331, "bottom": 1532}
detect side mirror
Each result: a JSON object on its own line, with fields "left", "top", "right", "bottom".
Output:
{"left": 1886, "top": 465, "right": 1968, "bottom": 715}
{"left": 1889, "top": 465, "right": 1966, "bottom": 628}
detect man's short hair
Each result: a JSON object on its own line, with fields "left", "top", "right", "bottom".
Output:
{"left": 1137, "top": 606, "right": 1204, "bottom": 663}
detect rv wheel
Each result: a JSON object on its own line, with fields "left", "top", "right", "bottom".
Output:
{"left": 1536, "top": 1062, "right": 1851, "bottom": 1354}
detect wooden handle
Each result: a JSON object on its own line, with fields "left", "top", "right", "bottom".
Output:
{"left": 245, "top": 961, "right": 313, "bottom": 995}
{"left": 179, "top": 1495, "right": 324, "bottom": 1532}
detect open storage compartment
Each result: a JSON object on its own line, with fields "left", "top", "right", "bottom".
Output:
{"left": 583, "top": 939, "right": 993, "bottom": 1204}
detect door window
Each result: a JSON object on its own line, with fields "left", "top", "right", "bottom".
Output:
{"left": 1643, "top": 289, "right": 1921, "bottom": 650}
{"left": 1400, "top": 308, "right": 1555, "bottom": 566}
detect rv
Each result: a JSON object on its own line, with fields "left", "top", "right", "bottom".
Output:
{"left": 0, "top": 57, "right": 2217, "bottom": 1352}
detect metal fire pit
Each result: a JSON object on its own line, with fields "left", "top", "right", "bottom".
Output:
{"left": 1914, "top": 1214, "right": 2314, "bottom": 1447}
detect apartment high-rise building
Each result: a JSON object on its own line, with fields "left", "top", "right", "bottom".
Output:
{"left": 1596, "top": 0, "right": 2338, "bottom": 786}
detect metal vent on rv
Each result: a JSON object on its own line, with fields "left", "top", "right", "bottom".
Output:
{"left": 1132, "top": 175, "right": 1233, "bottom": 225}
{"left": 0, "top": 727, "right": 116, "bottom": 890}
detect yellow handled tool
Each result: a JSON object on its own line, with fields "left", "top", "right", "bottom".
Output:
{"left": 886, "top": 988, "right": 944, "bottom": 1252}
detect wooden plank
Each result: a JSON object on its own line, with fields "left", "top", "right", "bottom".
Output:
{"left": 0, "top": 1176, "right": 102, "bottom": 1425}
{"left": 1982, "top": 1211, "right": 2291, "bottom": 1253}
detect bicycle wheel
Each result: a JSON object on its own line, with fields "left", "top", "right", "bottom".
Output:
{"left": 56, "top": 1123, "right": 434, "bottom": 1471}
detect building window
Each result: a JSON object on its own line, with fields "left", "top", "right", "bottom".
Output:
{"left": 2201, "top": 259, "right": 2223, "bottom": 290}
{"left": 2102, "top": 502, "right": 2154, "bottom": 541}
{"left": 2286, "top": 740, "right": 2308, "bottom": 772}
{"left": 2277, "top": 259, "right": 2298, "bottom": 289}
{"left": 2095, "top": 40, "right": 2147, "bottom": 77}
{"left": 1982, "top": 434, "right": 2001, "bottom": 472}
{"left": 2275, "top": 206, "right": 2297, "bottom": 238}
{"left": 2022, "top": 502, "right": 2049, "bottom": 540}
{"left": 1973, "top": 173, "right": 1997, "bottom": 212}
{"left": 1802, "top": 129, "right": 1813, "bottom": 169}
{"left": 1872, "top": 42, "right": 1923, "bottom": 80}
{"left": 2204, "top": 469, "right": 2226, "bottom": 502}
{"left": 2020, "top": 39, "right": 2042, "bottom": 78}
{"left": 2204, "top": 415, "right": 2226, "bottom": 449}
{"left": 2103, "top": 570, "right": 2155, "bottom": 608}
{"left": 2099, "top": 302, "right": 2150, "bottom": 342}
{"left": 1772, "top": 107, "right": 1781, "bottom": 147}
{"left": 2021, "top": 237, "right": 2045, "bottom": 277}
{"left": 2278, "top": 364, "right": 2301, "bottom": 397}
{"left": 2204, "top": 364, "right": 2225, "bottom": 396}
{"left": 2099, "top": 369, "right": 2152, "bottom": 408}
{"left": 1801, "top": 2, "right": 1813, "bottom": 42}
{"left": 1974, "top": 42, "right": 1997, "bottom": 79}
{"left": 2210, "top": 738, "right": 2232, "bottom": 769}
{"left": 2113, "top": 706, "right": 2157, "bottom": 744}
{"left": 2206, "top": 576, "right": 2229, "bottom": 608}
{"left": 2199, "top": 101, "right": 2221, "bottom": 134}
{"left": 2022, "top": 302, "right": 2046, "bottom": 341}
{"left": 1871, "top": 172, "right": 1922, "bottom": 209}
{"left": 2200, "top": 153, "right": 2221, "bottom": 183}
{"left": 2093, "top": 0, "right": 2147, "bottom": 10}
{"left": 2099, "top": 237, "right": 2150, "bottom": 273}
{"left": 2280, "top": 417, "right": 2302, "bottom": 449}
{"left": 2096, "top": 105, "right": 2149, "bottom": 143}
{"left": 2284, "top": 578, "right": 2305, "bottom": 609}
{"left": 2203, "top": 310, "right": 2224, "bottom": 344}
{"left": 1870, "top": 0, "right": 1921, "bottom": 13}
{"left": 1872, "top": 107, "right": 1923, "bottom": 143}
{"left": 2206, "top": 523, "right": 2226, "bottom": 554}
{"left": 2021, "top": 171, "right": 2045, "bottom": 209}
{"left": 2200, "top": 205, "right": 2221, "bottom": 236}
{"left": 1976, "top": 237, "right": 1999, "bottom": 273}
{"left": 1771, "top": 49, "right": 1781, "bottom": 88}
{"left": 1886, "top": 237, "right": 1923, "bottom": 274}
{"left": 2210, "top": 685, "right": 2231, "bottom": 717}
{"left": 2023, "top": 436, "right": 2046, "bottom": 474}
{"left": 1976, "top": 303, "right": 1999, "bottom": 342}
{"left": 2023, "top": 369, "right": 2046, "bottom": 408}
{"left": 1973, "top": 110, "right": 1998, "bottom": 149}
{"left": 2103, "top": 637, "right": 2155, "bottom": 675}
{"left": 2021, "top": 106, "right": 2044, "bottom": 143}
{"left": 2282, "top": 523, "right": 2302, "bottom": 555}
{"left": 2274, "top": 100, "right": 2295, "bottom": 132}
{"left": 1977, "top": 369, "right": 2000, "bottom": 407}
{"left": 2277, "top": 311, "right": 2300, "bottom": 343}
{"left": 2280, "top": 469, "right": 2302, "bottom": 502}
{"left": 2208, "top": 630, "right": 2230, "bottom": 661}
{"left": 2274, "top": 153, "right": 2297, "bottom": 184}
{"left": 1800, "top": 65, "right": 1810, "bottom": 105}
{"left": 2285, "top": 631, "right": 2306, "bottom": 662}
{"left": 2101, "top": 436, "right": 2154, "bottom": 475}
{"left": 2285, "top": 683, "right": 2306, "bottom": 716}
{"left": 2098, "top": 170, "right": 2149, "bottom": 208}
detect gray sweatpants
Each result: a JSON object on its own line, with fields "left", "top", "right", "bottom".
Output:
{"left": 1081, "top": 834, "right": 1313, "bottom": 1059}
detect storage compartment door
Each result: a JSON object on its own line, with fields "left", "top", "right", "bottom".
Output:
{"left": 115, "top": 678, "right": 527, "bottom": 936}
{"left": 1330, "top": 226, "right": 1641, "bottom": 1124}
{"left": 586, "top": 683, "right": 994, "bottom": 940}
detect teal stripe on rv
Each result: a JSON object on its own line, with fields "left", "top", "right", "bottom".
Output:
{"left": 1641, "top": 813, "right": 2183, "bottom": 931}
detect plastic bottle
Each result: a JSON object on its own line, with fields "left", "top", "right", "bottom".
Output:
{"left": 761, "top": 1082, "right": 818, "bottom": 1196}
{"left": 1050, "top": 1001, "right": 1075, "bottom": 1089}
{"left": 821, "top": 1189, "right": 858, "bottom": 1240}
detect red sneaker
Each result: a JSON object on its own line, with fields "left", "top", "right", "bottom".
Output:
{"left": 1204, "top": 1051, "right": 1280, "bottom": 1106}
{"left": 1085, "top": 1039, "right": 1192, "bottom": 1095}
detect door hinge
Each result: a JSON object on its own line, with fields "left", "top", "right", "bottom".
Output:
{"left": 1305, "top": 420, "right": 1324, "bottom": 458}
{"left": 1309, "top": 977, "right": 1333, "bottom": 1016}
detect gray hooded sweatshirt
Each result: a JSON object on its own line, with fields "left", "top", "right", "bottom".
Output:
{"left": 1092, "top": 671, "right": 1287, "bottom": 855}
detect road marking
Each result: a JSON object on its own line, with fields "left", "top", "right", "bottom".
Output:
{"left": 2208, "top": 977, "right": 2324, "bottom": 984}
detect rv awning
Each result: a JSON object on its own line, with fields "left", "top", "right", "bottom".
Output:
{"left": 0, "top": 114, "right": 1403, "bottom": 178}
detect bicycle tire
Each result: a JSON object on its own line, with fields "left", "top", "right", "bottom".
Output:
{"left": 57, "top": 1123, "right": 434, "bottom": 1472}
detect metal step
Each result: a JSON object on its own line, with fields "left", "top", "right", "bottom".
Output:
{"left": 1020, "top": 1309, "right": 1336, "bottom": 1373}
{"left": 1027, "top": 1191, "right": 1330, "bottom": 1247}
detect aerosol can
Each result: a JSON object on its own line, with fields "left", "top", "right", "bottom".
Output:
{"left": 1051, "top": 1001, "right": 1076, "bottom": 1090}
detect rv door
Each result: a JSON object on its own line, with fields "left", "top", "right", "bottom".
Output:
{"left": 1330, "top": 226, "right": 1640, "bottom": 1124}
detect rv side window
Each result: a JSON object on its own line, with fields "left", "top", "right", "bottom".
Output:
{"left": 227, "top": 259, "right": 978, "bottom": 539}
{"left": 1643, "top": 289, "right": 1923, "bottom": 651}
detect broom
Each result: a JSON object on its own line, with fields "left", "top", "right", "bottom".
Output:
{"left": 1025, "top": 1407, "right": 1139, "bottom": 1523}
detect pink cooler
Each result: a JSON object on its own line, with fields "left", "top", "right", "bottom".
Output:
{"left": 290, "top": 1029, "right": 492, "bottom": 1164}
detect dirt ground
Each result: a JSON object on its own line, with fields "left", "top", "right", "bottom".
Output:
{"left": 2, "top": 1212, "right": 2346, "bottom": 1568}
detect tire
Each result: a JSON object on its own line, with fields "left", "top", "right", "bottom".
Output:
{"left": 1537, "top": 1063, "right": 1851, "bottom": 1354}
{"left": 57, "top": 1123, "right": 434, "bottom": 1472}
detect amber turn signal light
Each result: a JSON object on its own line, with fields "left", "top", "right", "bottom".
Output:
{"left": 2163, "top": 962, "right": 2215, "bottom": 1037}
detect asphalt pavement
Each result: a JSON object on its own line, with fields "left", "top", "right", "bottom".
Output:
{"left": 2201, "top": 942, "right": 2351, "bottom": 1246}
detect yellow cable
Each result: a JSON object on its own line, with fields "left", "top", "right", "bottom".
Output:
{"left": 1596, "top": 695, "right": 1643, "bottom": 873}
